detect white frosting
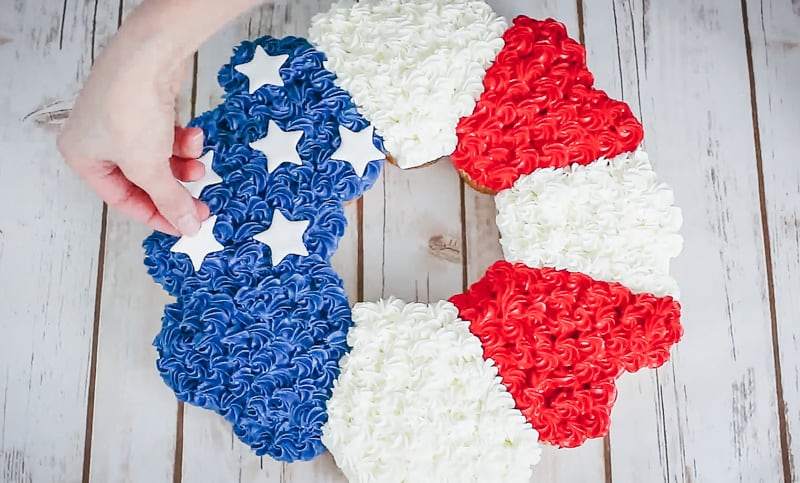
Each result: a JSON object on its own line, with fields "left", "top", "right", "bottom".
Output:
{"left": 170, "top": 215, "right": 224, "bottom": 271}
{"left": 323, "top": 298, "right": 540, "bottom": 483}
{"left": 309, "top": 0, "right": 507, "bottom": 169}
{"left": 249, "top": 120, "right": 304, "bottom": 174}
{"left": 252, "top": 209, "right": 309, "bottom": 266}
{"left": 330, "top": 125, "right": 385, "bottom": 177}
{"left": 496, "top": 150, "right": 683, "bottom": 298}
{"left": 234, "top": 45, "right": 288, "bottom": 93}
{"left": 182, "top": 150, "right": 222, "bottom": 198}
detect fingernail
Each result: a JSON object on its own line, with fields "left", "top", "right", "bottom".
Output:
{"left": 177, "top": 214, "right": 201, "bottom": 236}
{"left": 190, "top": 129, "right": 204, "bottom": 144}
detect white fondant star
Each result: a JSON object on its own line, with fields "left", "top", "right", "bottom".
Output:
{"left": 330, "top": 125, "right": 385, "bottom": 177}
{"left": 182, "top": 150, "right": 222, "bottom": 198}
{"left": 249, "top": 120, "right": 304, "bottom": 173}
{"left": 170, "top": 215, "right": 224, "bottom": 271}
{"left": 234, "top": 45, "right": 289, "bottom": 93}
{"left": 253, "top": 209, "right": 310, "bottom": 266}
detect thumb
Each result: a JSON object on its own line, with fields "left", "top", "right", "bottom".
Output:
{"left": 121, "top": 161, "right": 202, "bottom": 236}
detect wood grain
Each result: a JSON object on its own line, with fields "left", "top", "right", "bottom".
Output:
{"left": 583, "top": 1, "right": 785, "bottom": 481}
{"left": 362, "top": 160, "right": 464, "bottom": 303}
{"left": 88, "top": 213, "right": 179, "bottom": 483}
{"left": 745, "top": 0, "right": 800, "bottom": 480}
{"left": 0, "top": 0, "right": 110, "bottom": 481}
{"left": 85, "top": 1, "right": 184, "bottom": 482}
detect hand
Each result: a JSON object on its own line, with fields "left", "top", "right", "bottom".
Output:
{"left": 58, "top": 28, "right": 209, "bottom": 236}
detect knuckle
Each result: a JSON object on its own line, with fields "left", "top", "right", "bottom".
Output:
{"left": 105, "top": 182, "right": 137, "bottom": 209}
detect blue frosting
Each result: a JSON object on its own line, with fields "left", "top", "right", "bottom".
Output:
{"left": 155, "top": 256, "right": 351, "bottom": 461}
{"left": 142, "top": 36, "right": 384, "bottom": 461}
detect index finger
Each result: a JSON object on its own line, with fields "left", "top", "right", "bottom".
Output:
{"left": 121, "top": 161, "right": 206, "bottom": 236}
{"left": 83, "top": 164, "right": 182, "bottom": 235}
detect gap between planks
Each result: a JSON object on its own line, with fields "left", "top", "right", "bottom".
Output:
{"left": 171, "top": 48, "right": 201, "bottom": 483}
{"left": 82, "top": 203, "right": 108, "bottom": 483}
{"left": 81, "top": 0, "right": 112, "bottom": 480}
{"left": 739, "top": 1, "right": 792, "bottom": 482}
{"left": 78, "top": 1, "right": 178, "bottom": 482}
{"left": 574, "top": 3, "right": 614, "bottom": 482}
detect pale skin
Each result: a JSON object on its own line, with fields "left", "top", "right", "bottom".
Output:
{"left": 58, "top": 0, "right": 265, "bottom": 236}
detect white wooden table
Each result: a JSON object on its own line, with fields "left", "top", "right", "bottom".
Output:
{"left": 1, "top": 0, "right": 798, "bottom": 481}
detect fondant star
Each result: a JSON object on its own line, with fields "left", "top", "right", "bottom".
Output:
{"left": 170, "top": 215, "right": 224, "bottom": 271}
{"left": 249, "top": 120, "right": 304, "bottom": 173}
{"left": 330, "top": 125, "right": 385, "bottom": 177}
{"left": 182, "top": 150, "right": 222, "bottom": 198}
{"left": 234, "top": 45, "right": 289, "bottom": 93}
{"left": 253, "top": 209, "right": 310, "bottom": 266}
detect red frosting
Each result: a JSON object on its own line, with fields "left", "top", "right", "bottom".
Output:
{"left": 449, "top": 261, "right": 682, "bottom": 448}
{"left": 452, "top": 16, "right": 644, "bottom": 193}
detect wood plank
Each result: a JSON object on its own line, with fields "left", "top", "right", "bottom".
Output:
{"left": 362, "top": 161, "right": 464, "bottom": 303}
{"left": 281, "top": 453, "right": 346, "bottom": 483}
{"left": 354, "top": 0, "right": 486, "bottom": 298}
{"left": 582, "top": 1, "right": 784, "bottom": 481}
{"left": 86, "top": 1, "right": 185, "bottom": 482}
{"left": 746, "top": 0, "right": 800, "bottom": 480}
{"left": 89, "top": 214, "right": 179, "bottom": 483}
{"left": 457, "top": 2, "right": 609, "bottom": 482}
{"left": 0, "top": 0, "right": 114, "bottom": 481}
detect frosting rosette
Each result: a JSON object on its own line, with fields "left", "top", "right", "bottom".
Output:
{"left": 155, "top": 257, "right": 351, "bottom": 461}
{"left": 323, "top": 299, "right": 541, "bottom": 482}
{"left": 450, "top": 262, "right": 682, "bottom": 448}
{"left": 309, "top": 0, "right": 507, "bottom": 168}
{"left": 496, "top": 150, "right": 683, "bottom": 298}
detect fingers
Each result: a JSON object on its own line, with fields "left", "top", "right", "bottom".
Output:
{"left": 83, "top": 165, "right": 181, "bottom": 235}
{"left": 195, "top": 198, "right": 211, "bottom": 220}
{"left": 170, "top": 156, "right": 205, "bottom": 182}
{"left": 173, "top": 127, "right": 204, "bottom": 159}
{"left": 62, "top": 124, "right": 208, "bottom": 235}
{"left": 121, "top": 161, "right": 205, "bottom": 236}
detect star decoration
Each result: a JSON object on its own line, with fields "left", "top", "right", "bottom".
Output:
{"left": 330, "top": 125, "right": 385, "bottom": 177}
{"left": 234, "top": 45, "right": 289, "bottom": 93}
{"left": 170, "top": 215, "right": 224, "bottom": 271}
{"left": 253, "top": 209, "right": 310, "bottom": 266}
{"left": 182, "top": 150, "right": 222, "bottom": 198}
{"left": 249, "top": 120, "right": 304, "bottom": 173}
